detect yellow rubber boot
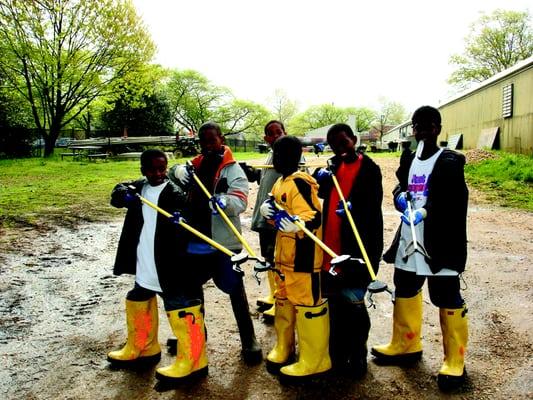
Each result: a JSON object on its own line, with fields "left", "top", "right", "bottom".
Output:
{"left": 437, "top": 305, "right": 468, "bottom": 391}
{"left": 266, "top": 298, "right": 295, "bottom": 373}
{"left": 107, "top": 297, "right": 161, "bottom": 366}
{"left": 279, "top": 301, "right": 332, "bottom": 379}
{"left": 155, "top": 302, "right": 208, "bottom": 382}
{"left": 371, "top": 292, "right": 423, "bottom": 363}
{"left": 257, "top": 270, "right": 276, "bottom": 309}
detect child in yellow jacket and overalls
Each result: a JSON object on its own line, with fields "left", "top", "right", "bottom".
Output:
{"left": 259, "top": 136, "right": 331, "bottom": 381}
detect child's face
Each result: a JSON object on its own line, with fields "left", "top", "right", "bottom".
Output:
{"left": 264, "top": 123, "right": 285, "bottom": 146}
{"left": 199, "top": 128, "right": 224, "bottom": 155}
{"left": 412, "top": 120, "right": 440, "bottom": 143}
{"left": 142, "top": 156, "right": 168, "bottom": 186}
{"left": 329, "top": 131, "right": 356, "bottom": 159}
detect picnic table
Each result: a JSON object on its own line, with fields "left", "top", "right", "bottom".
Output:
{"left": 61, "top": 145, "right": 107, "bottom": 161}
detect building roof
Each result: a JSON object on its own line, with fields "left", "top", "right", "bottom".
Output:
{"left": 438, "top": 55, "right": 533, "bottom": 108}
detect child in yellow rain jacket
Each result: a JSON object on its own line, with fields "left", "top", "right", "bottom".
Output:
{"left": 259, "top": 135, "right": 331, "bottom": 380}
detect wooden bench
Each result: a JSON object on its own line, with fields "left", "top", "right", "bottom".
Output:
{"left": 87, "top": 153, "right": 108, "bottom": 161}
{"left": 61, "top": 152, "right": 81, "bottom": 160}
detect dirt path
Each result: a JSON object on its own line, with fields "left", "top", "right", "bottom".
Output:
{"left": 0, "top": 157, "right": 532, "bottom": 399}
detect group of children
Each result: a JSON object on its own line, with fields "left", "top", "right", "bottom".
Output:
{"left": 107, "top": 106, "right": 469, "bottom": 392}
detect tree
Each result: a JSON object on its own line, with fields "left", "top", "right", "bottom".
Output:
{"left": 290, "top": 104, "right": 348, "bottom": 134}
{"left": 216, "top": 99, "right": 271, "bottom": 139}
{"left": 267, "top": 89, "right": 298, "bottom": 125}
{"left": 345, "top": 107, "right": 377, "bottom": 132}
{"left": 100, "top": 64, "right": 172, "bottom": 136}
{"left": 449, "top": 9, "right": 533, "bottom": 89}
{"left": 372, "top": 98, "right": 407, "bottom": 145}
{"left": 0, "top": 76, "right": 35, "bottom": 157}
{"left": 0, "top": 0, "right": 155, "bottom": 156}
{"left": 166, "top": 69, "right": 229, "bottom": 134}
{"left": 101, "top": 91, "right": 173, "bottom": 136}
{"left": 166, "top": 69, "right": 269, "bottom": 137}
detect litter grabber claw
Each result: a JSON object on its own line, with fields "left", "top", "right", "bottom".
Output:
{"left": 127, "top": 185, "right": 250, "bottom": 273}
{"left": 184, "top": 162, "right": 268, "bottom": 274}
{"left": 326, "top": 160, "right": 392, "bottom": 304}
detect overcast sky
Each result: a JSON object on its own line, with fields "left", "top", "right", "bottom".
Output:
{"left": 132, "top": 0, "right": 531, "bottom": 115}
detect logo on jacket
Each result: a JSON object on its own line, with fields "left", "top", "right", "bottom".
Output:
{"left": 281, "top": 193, "right": 287, "bottom": 203}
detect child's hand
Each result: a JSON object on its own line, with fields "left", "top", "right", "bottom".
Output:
{"left": 274, "top": 210, "right": 302, "bottom": 233}
{"left": 209, "top": 195, "right": 227, "bottom": 214}
{"left": 259, "top": 199, "right": 276, "bottom": 219}
{"left": 239, "top": 162, "right": 260, "bottom": 183}
{"left": 394, "top": 192, "right": 409, "bottom": 212}
{"left": 174, "top": 165, "right": 192, "bottom": 187}
{"left": 401, "top": 208, "right": 427, "bottom": 225}
{"left": 315, "top": 168, "right": 332, "bottom": 184}
{"left": 335, "top": 200, "right": 352, "bottom": 217}
{"left": 170, "top": 211, "right": 186, "bottom": 226}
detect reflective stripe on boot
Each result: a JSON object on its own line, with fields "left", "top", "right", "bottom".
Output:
{"left": 107, "top": 297, "right": 161, "bottom": 365}
{"left": 156, "top": 302, "right": 208, "bottom": 381}
{"left": 266, "top": 298, "right": 295, "bottom": 371}
{"left": 371, "top": 291, "right": 423, "bottom": 363}
{"left": 279, "top": 300, "right": 332, "bottom": 378}
{"left": 437, "top": 305, "right": 468, "bottom": 391}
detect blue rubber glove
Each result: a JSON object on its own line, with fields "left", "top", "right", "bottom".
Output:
{"left": 124, "top": 191, "right": 137, "bottom": 204}
{"left": 315, "top": 168, "right": 332, "bottom": 184}
{"left": 401, "top": 208, "right": 427, "bottom": 225}
{"left": 394, "top": 192, "right": 408, "bottom": 213}
{"left": 209, "top": 195, "right": 227, "bottom": 214}
{"left": 335, "top": 200, "right": 352, "bottom": 217}
{"left": 170, "top": 211, "right": 186, "bottom": 226}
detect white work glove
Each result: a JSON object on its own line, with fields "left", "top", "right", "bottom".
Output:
{"left": 278, "top": 217, "right": 302, "bottom": 233}
{"left": 274, "top": 210, "right": 302, "bottom": 233}
{"left": 259, "top": 199, "right": 276, "bottom": 219}
{"left": 174, "top": 165, "right": 192, "bottom": 186}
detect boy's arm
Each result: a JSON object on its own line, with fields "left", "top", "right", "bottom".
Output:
{"left": 218, "top": 163, "right": 248, "bottom": 216}
{"left": 111, "top": 181, "right": 141, "bottom": 208}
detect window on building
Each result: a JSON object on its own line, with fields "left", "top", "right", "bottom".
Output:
{"left": 502, "top": 83, "right": 513, "bottom": 118}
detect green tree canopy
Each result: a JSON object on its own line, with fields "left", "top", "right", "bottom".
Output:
{"left": 449, "top": 9, "right": 533, "bottom": 89}
{"left": 289, "top": 104, "right": 348, "bottom": 134}
{"left": 166, "top": 69, "right": 270, "bottom": 138}
{"left": 0, "top": 0, "right": 155, "bottom": 156}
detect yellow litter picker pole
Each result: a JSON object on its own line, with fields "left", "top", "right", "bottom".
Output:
{"left": 330, "top": 174, "right": 377, "bottom": 281}
{"left": 325, "top": 165, "right": 392, "bottom": 302}
{"left": 186, "top": 162, "right": 260, "bottom": 260}
{"left": 128, "top": 186, "right": 235, "bottom": 258}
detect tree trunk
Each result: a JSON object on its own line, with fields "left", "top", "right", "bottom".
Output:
{"left": 43, "top": 126, "right": 60, "bottom": 157}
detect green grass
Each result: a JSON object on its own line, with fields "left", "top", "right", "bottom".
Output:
{"left": 465, "top": 152, "right": 533, "bottom": 210}
{"left": 1, "top": 150, "right": 530, "bottom": 230}
{"left": 0, "top": 151, "right": 265, "bottom": 229}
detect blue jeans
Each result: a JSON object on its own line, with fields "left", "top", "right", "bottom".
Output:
{"left": 186, "top": 251, "right": 243, "bottom": 295}
{"left": 126, "top": 283, "right": 201, "bottom": 311}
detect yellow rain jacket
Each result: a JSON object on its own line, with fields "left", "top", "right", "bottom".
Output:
{"left": 272, "top": 171, "right": 323, "bottom": 273}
